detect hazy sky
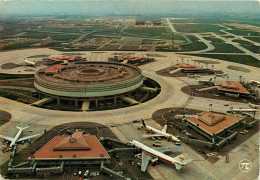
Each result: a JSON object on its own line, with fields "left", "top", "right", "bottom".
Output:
{"left": 0, "top": 0, "right": 259, "bottom": 16}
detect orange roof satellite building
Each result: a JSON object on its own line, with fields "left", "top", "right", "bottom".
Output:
{"left": 174, "top": 63, "right": 211, "bottom": 73}
{"left": 187, "top": 112, "right": 244, "bottom": 138}
{"left": 214, "top": 81, "right": 250, "bottom": 95}
{"left": 175, "top": 63, "right": 203, "bottom": 70}
{"left": 49, "top": 56, "right": 76, "bottom": 62}
{"left": 30, "top": 131, "right": 110, "bottom": 161}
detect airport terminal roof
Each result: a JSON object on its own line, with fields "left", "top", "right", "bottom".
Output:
{"left": 30, "top": 131, "right": 110, "bottom": 160}
{"left": 187, "top": 112, "right": 243, "bottom": 136}
{"left": 45, "top": 64, "right": 65, "bottom": 74}
{"left": 49, "top": 56, "right": 76, "bottom": 62}
{"left": 118, "top": 56, "right": 143, "bottom": 62}
{"left": 214, "top": 81, "right": 250, "bottom": 95}
{"left": 198, "top": 112, "right": 226, "bottom": 126}
{"left": 175, "top": 63, "right": 203, "bottom": 70}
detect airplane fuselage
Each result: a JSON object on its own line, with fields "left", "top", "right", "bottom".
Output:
{"left": 146, "top": 125, "right": 180, "bottom": 142}
{"left": 232, "top": 109, "right": 258, "bottom": 112}
{"left": 131, "top": 140, "right": 184, "bottom": 165}
{"left": 9, "top": 129, "right": 23, "bottom": 147}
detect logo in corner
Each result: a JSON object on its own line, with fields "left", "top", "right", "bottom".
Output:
{"left": 239, "top": 159, "right": 252, "bottom": 172}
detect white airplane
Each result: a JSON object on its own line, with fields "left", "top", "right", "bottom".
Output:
{"left": 231, "top": 108, "right": 258, "bottom": 112}
{"left": 215, "top": 73, "right": 228, "bottom": 78}
{"left": 23, "top": 59, "right": 36, "bottom": 66}
{"left": 249, "top": 102, "right": 259, "bottom": 109}
{"left": 0, "top": 126, "right": 40, "bottom": 148}
{"left": 141, "top": 120, "right": 180, "bottom": 142}
{"left": 198, "top": 78, "right": 212, "bottom": 85}
{"left": 128, "top": 140, "right": 192, "bottom": 172}
{"left": 249, "top": 80, "right": 260, "bottom": 85}
{"left": 187, "top": 73, "right": 201, "bottom": 79}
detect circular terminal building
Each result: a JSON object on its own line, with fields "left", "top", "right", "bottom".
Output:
{"left": 34, "top": 62, "right": 150, "bottom": 109}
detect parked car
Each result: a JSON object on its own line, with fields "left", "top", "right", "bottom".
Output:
{"left": 153, "top": 142, "right": 162, "bottom": 147}
{"left": 175, "top": 142, "right": 181, "bottom": 146}
{"left": 84, "top": 170, "right": 89, "bottom": 178}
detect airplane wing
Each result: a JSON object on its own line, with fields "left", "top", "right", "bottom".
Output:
{"left": 141, "top": 151, "right": 152, "bottom": 172}
{"left": 162, "top": 125, "right": 167, "bottom": 133}
{"left": 143, "top": 134, "right": 164, "bottom": 138}
{"left": 0, "top": 135, "right": 14, "bottom": 142}
{"left": 172, "top": 153, "right": 193, "bottom": 170}
{"left": 153, "top": 146, "right": 182, "bottom": 153}
{"left": 17, "top": 134, "right": 40, "bottom": 142}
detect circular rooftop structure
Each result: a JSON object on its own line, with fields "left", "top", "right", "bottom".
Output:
{"left": 34, "top": 62, "right": 143, "bottom": 98}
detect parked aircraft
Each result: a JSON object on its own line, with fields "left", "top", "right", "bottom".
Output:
{"left": 187, "top": 73, "right": 201, "bottom": 79}
{"left": 215, "top": 73, "right": 228, "bottom": 78}
{"left": 128, "top": 140, "right": 192, "bottom": 172}
{"left": 231, "top": 108, "right": 258, "bottom": 112}
{"left": 141, "top": 120, "right": 180, "bottom": 142}
{"left": 249, "top": 80, "right": 260, "bottom": 85}
{"left": 198, "top": 78, "right": 212, "bottom": 85}
{"left": 249, "top": 102, "right": 259, "bottom": 109}
{"left": 0, "top": 126, "right": 40, "bottom": 148}
{"left": 23, "top": 59, "right": 36, "bottom": 66}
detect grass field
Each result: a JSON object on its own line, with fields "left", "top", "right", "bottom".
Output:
{"left": 0, "top": 23, "right": 38, "bottom": 37}
{"left": 173, "top": 23, "right": 224, "bottom": 34}
{"left": 173, "top": 34, "right": 187, "bottom": 41}
{"left": 243, "top": 36, "right": 260, "bottom": 43}
{"left": 1, "top": 42, "right": 33, "bottom": 50}
{"left": 204, "top": 37, "right": 224, "bottom": 43}
{"left": 156, "top": 35, "right": 207, "bottom": 52}
{"left": 209, "top": 42, "right": 244, "bottom": 53}
{"left": 51, "top": 34, "right": 81, "bottom": 41}
{"left": 169, "top": 18, "right": 230, "bottom": 24}
{"left": 225, "top": 29, "right": 260, "bottom": 36}
{"left": 0, "top": 73, "right": 34, "bottom": 80}
{"left": 179, "top": 35, "right": 208, "bottom": 51}
{"left": 22, "top": 31, "right": 51, "bottom": 39}
{"left": 170, "top": 17, "right": 260, "bottom": 26}
{"left": 184, "top": 54, "right": 260, "bottom": 68}
{"left": 232, "top": 39, "right": 259, "bottom": 53}
{"left": 123, "top": 27, "right": 172, "bottom": 39}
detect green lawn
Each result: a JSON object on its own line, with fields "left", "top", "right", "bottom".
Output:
{"left": 204, "top": 37, "right": 224, "bottom": 43}
{"left": 209, "top": 42, "right": 244, "bottom": 53}
{"left": 243, "top": 36, "right": 260, "bottom": 43}
{"left": 0, "top": 23, "right": 38, "bottom": 37}
{"left": 156, "top": 35, "right": 207, "bottom": 52}
{"left": 169, "top": 18, "right": 230, "bottom": 24}
{"left": 232, "top": 39, "right": 259, "bottom": 53}
{"left": 1, "top": 42, "right": 32, "bottom": 50}
{"left": 225, "top": 29, "right": 260, "bottom": 36}
{"left": 0, "top": 73, "right": 34, "bottom": 80}
{"left": 183, "top": 54, "right": 260, "bottom": 68}
{"left": 173, "top": 23, "right": 224, "bottom": 34}
{"left": 123, "top": 27, "right": 172, "bottom": 39}
{"left": 51, "top": 34, "right": 81, "bottom": 41}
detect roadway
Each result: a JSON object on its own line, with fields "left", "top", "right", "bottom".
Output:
{"left": 182, "top": 33, "right": 215, "bottom": 53}
{"left": 166, "top": 18, "right": 177, "bottom": 33}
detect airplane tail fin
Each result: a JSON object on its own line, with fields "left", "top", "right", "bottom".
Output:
{"left": 172, "top": 153, "right": 192, "bottom": 170}
{"left": 16, "top": 126, "right": 30, "bottom": 130}
{"left": 141, "top": 119, "right": 146, "bottom": 128}
{"left": 175, "top": 163, "right": 183, "bottom": 170}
